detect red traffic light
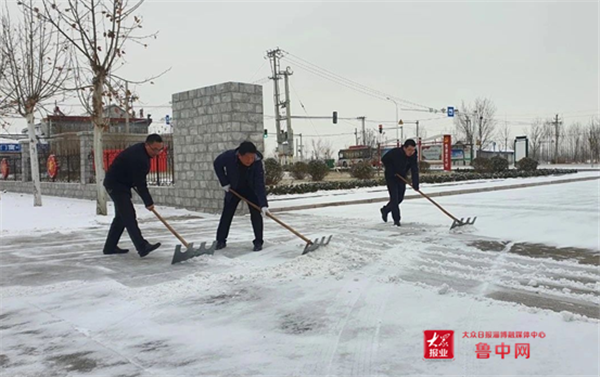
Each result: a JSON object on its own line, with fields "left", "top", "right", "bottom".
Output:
{"left": 378, "top": 124, "right": 383, "bottom": 134}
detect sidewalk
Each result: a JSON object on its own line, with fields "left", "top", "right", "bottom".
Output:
{"left": 269, "top": 171, "right": 600, "bottom": 212}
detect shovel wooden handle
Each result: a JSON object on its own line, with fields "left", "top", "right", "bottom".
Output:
{"left": 133, "top": 187, "right": 191, "bottom": 248}
{"left": 229, "top": 189, "right": 313, "bottom": 245}
{"left": 151, "top": 208, "right": 190, "bottom": 248}
{"left": 395, "top": 174, "right": 461, "bottom": 223}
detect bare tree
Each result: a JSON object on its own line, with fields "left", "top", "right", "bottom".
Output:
{"left": 454, "top": 97, "right": 497, "bottom": 151}
{"left": 310, "top": 139, "right": 334, "bottom": 160}
{"left": 497, "top": 121, "right": 511, "bottom": 151}
{"left": 362, "top": 129, "right": 378, "bottom": 149}
{"left": 587, "top": 117, "right": 600, "bottom": 166}
{"left": 23, "top": 0, "right": 160, "bottom": 215}
{"left": 0, "top": 43, "right": 12, "bottom": 125}
{"left": 0, "top": 1, "right": 70, "bottom": 206}
{"left": 565, "top": 122, "right": 584, "bottom": 163}
{"left": 454, "top": 100, "right": 475, "bottom": 145}
{"left": 525, "top": 119, "right": 545, "bottom": 161}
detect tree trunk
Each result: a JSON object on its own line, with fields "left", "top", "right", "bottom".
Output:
{"left": 92, "top": 75, "right": 107, "bottom": 215}
{"left": 26, "top": 111, "right": 42, "bottom": 206}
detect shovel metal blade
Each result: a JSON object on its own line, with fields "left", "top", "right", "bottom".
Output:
{"left": 450, "top": 216, "right": 477, "bottom": 230}
{"left": 301, "top": 235, "right": 333, "bottom": 255}
{"left": 171, "top": 241, "right": 217, "bottom": 264}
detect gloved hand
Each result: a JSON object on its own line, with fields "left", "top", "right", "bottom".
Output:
{"left": 222, "top": 184, "right": 230, "bottom": 192}
{"left": 261, "top": 207, "right": 270, "bottom": 217}
{"left": 413, "top": 183, "right": 420, "bottom": 191}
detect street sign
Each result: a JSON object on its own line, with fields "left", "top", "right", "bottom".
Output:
{"left": 0, "top": 144, "right": 21, "bottom": 152}
{"left": 447, "top": 107, "right": 455, "bottom": 117}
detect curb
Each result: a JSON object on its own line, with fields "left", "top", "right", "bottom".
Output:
{"left": 270, "top": 175, "right": 599, "bottom": 213}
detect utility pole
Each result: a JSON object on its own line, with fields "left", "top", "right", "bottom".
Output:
{"left": 298, "top": 133, "right": 303, "bottom": 161}
{"left": 358, "top": 116, "right": 366, "bottom": 145}
{"left": 478, "top": 115, "right": 483, "bottom": 152}
{"left": 416, "top": 120, "right": 419, "bottom": 140}
{"left": 267, "top": 49, "right": 284, "bottom": 160}
{"left": 282, "top": 67, "right": 294, "bottom": 161}
{"left": 355, "top": 128, "right": 359, "bottom": 145}
{"left": 125, "top": 81, "right": 130, "bottom": 133}
{"left": 553, "top": 114, "right": 562, "bottom": 163}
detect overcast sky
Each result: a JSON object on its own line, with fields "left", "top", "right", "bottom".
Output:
{"left": 2, "top": 0, "right": 598, "bottom": 155}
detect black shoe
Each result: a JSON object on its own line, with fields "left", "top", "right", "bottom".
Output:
{"left": 393, "top": 221, "right": 401, "bottom": 227}
{"left": 138, "top": 242, "right": 161, "bottom": 258}
{"left": 215, "top": 241, "right": 227, "bottom": 250}
{"left": 103, "top": 246, "right": 129, "bottom": 255}
{"left": 253, "top": 244, "right": 263, "bottom": 252}
{"left": 380, "top": 207, "right": 388, "bottom": 223}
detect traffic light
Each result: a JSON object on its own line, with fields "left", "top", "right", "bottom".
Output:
{"left": 263, "top": 129, "right": 268, "bottom": 139}
{"left": 379, "top": 124, "right": 383, "bottom": 134}
{"left": 333, "top": 111, "right": 338, "bottom": 124}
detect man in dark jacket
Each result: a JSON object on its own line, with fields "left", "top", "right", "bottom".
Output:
{"left": 102, "top": 134, "right": 163, "bottom": 257}
{"left": 380, "top": 139, "right": 420, "bottom": 226}
{"left": 214, "top": 141, "right": 269, "bottom": 251}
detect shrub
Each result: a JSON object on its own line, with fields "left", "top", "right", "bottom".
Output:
{"left": 264, "top": 158, "right": 284, "bottom": 185}
{"left": 307, "top": 159, "right": 330, "bottom": 181}
{"left": 418, "top": 160, "right": 431, "bottom": 173}
{"left": 290, "top": 161, "right": 309, "bottom": 180}
{"left": 517, "top": 157, "right": 539, "bottom": 171}
{"left": 349, "top": 161, "right": 375, "bottom": 180}
{"left": 490, "top": 156, "right": 509, "bottom": 173}
{"left": 471, "top": 157, "right": 491, "bottom": 173}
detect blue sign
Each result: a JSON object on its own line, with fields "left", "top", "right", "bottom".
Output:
{"left": 451, "top": 149, "right": 464, "bottom": 159}
{"left": 0, "top": 143, "right": 21, "bottom": 152}
{"left": 447, "top": 107, "right": 455, "bottom": 117}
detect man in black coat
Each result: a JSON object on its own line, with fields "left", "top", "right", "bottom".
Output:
{"left": 102, "top": 134, "right": 163, "bottom": 257}
{"left": 213, "top": 141, "right": 269, "bottom": 252}
{"left": 380, "top": 139, "right": 420, "bottom": 226}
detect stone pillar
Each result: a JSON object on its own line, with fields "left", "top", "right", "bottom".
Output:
{"left": 171, "top": 82, "right": 264, "bottom": 214}
{"left": 78, "top": 131, "right": 94, "bottom": 184}
{"left": 19, "top": 139, "right": 30, "bottom": 182}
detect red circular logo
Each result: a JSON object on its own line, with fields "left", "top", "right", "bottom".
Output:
{"left": 47, "top": 155, "right": 58, "bottom": 179}
{"left": 0, "top": 158, "right": 9, "bottom": 180}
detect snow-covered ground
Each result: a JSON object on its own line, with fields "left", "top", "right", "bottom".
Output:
{"left": 1, "top": 177, "right": 599, "bottom": 376}
{"left": 269, "top": 171, "right": 599, "bottom": 210}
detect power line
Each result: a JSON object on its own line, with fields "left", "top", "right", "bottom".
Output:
{"left": 249, "top": 59, "right": 268, "bottom": 83}
{"left": 289, "top": 79, "right": 320, "bottom": 137}
{"left": 282, "top": 51, "right": 433, "bottom": 110}
{"left": 283, "top": 58, "right": 392, "bottom": 104}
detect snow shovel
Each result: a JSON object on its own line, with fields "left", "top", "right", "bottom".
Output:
{"left": 133, "top": 188, "right": 216, "bottom": 264}
{"left": 395, "top": 174, "right": 477, "bottom": 230}
{"left": 148, "top": 209, "right": 217, "bottom": 264}
{"left": 229, "top": 189, "right": 332, "bottom": 255}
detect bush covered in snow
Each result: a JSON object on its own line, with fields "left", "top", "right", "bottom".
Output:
{"left": 307, "top": 160, "right": 330, "bottom": 181}
{"left": 490, "top": 156, "right": 510, "bottom": 172}
{"left": 471, "top": 157, "right": 491, "bottom": 173}
{"left": 517, "top": 157, "right": 539, "bottom": 171}
{"left": 264, "top": 158, "right": 284, "bottom": 185}
{"left": 418, "top": 160, "right": 431, "bottom": 173}
{"left": 290, "top": 161, "right": 309, "bottom": 180}
{"left": 349, "top": 161, "right": 375, "bottom": 180}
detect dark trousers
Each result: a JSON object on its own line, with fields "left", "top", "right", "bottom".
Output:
{"left": 382, "top": 175, "right": 406, "bottom": 223}
{"left": 216, "top": 190, "right": 263, "bottom": 246}
{"left": 103, "top": 190, "right": 146, "bottom": 253}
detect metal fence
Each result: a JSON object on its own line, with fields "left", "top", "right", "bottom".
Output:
{"left": 0, "top": 156, "right": 22, "bottom": 181}
{"left": 38, "top": 143, "right": 81, "bottom": 183}
{"left": 10, "top": 133, "right": 175, "bottom": 185}
{"left": 88, "top": 135, "right": 175, "bottom": 186}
